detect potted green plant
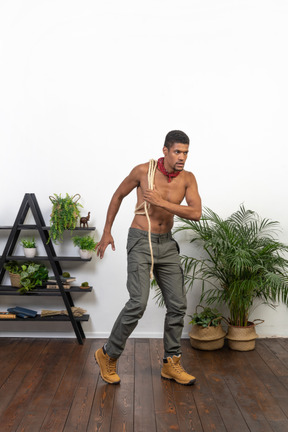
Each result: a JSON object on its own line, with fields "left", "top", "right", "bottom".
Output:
{"left": 18, "top": 262, "right": 49, "bottom": 294}
{"left": 20, "top": 238, "right": 37, "bottom": 258}
{"left": 48, "top": 193, "right": 83, "bottom": 244}
{"left": 4, "top": 261, "right": 22, "bottom": 288}
{"left": 72, "top": 235, "right": 98, "bottom": 259}
{"left": 174, "top": 205, "right": 288, "bottom": 351}
{"left": 4, "top": 261, "right": 49, "bottom": 293}
{"left": 189, "top": 305, "right": 226, "bottom": 350}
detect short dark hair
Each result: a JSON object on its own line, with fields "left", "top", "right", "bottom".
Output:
{"left": 164, "top": 130, "right": 190, "bottom": 150}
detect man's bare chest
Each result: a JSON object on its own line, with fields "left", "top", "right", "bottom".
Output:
{"left": 139, "top": 170, "right": 186, "bottom": 205}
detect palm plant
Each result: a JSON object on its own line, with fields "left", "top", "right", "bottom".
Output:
{"left": 174, "top": 205, "right": 288, "bottom": 327}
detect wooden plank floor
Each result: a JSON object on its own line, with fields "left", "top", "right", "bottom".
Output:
{"left": 0, "top": 338, "right": 288, "bottom": 432}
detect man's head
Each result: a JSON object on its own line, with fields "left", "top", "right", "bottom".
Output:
{"left": 163, "top": 130, "right": 190, "bottom": 173}
{"left": 164, "top": 130, "right": 190, "bottom": 150}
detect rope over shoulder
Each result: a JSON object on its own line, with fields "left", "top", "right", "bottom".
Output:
{"left": 134, "top": 159, "right": 158, "bottom": 279}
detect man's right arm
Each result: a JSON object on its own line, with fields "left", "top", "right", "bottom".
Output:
{"left": 96, "top": 165, "right": 142, "bottom": 258}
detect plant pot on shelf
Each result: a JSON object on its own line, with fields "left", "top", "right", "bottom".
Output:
{"left": 79, "top": 249, "right": 93, "bottom": 259}
{"left": 48, "top": 193, "right": 82, "bottom": 244}
{"left": 226, "top": 320, "right": 264, "bottom": 351}
{"left": 189, "top": 323, "right": 226, "bottom": 351}
{"left": 73, "top": 235, "right": 97, "bottom": 260}
{"left": 23, "top": 248, "right": 36, "bottom": 258}
{"left": 9, "top": 273, "right": 21, "bottom": 288}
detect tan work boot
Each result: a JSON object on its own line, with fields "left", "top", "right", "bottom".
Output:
{"left": 95, "top": 347, "right": 121, "bottom": 384}
{"left": 161, "top": 355, "right": 196, "bottom": 385}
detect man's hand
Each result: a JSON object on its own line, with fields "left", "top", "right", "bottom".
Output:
{"left": 143, "top": 188, "right": 165, "bottom": 207}
{"left": 95, "top": 232, "right": 115, "bottom": 259}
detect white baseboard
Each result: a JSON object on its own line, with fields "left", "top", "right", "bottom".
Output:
{"left": 0, "top": 330, "right": 285, "bottom": 339}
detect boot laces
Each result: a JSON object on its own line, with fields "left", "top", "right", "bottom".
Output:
{"left": 172, "top": 358, "right": 186, "bottom": 375}
{"left": 107, "top": 356, "right": 117, "bottom": 374}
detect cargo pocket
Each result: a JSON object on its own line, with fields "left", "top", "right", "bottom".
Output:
{"left": 127, "top": 262, "right": 140, "bottom": 294}
{"left": 126, "top": 236, "right": 142, "bottom": 254}
{"left": 127, "top": 262, "right": 150, "bottom": 313}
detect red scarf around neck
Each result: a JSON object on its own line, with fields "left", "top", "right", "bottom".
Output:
{"left": 157, "top": 157, "right": 181, "bottom": 183}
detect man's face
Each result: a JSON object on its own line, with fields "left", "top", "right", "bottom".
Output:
{"left": 163, "top": 143, "right": 189, "bottom": 172}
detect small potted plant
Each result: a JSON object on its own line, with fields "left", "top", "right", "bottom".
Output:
{"left": 20, "top": 238, "right": 37, "bottom": 258}
{"left": 72, "top": 235, "right": 98, "bottom": 259}
{"left": 3, "top": 261, "right": 49, "bottom": 293}
{"left": 189, "top": 305, "right": 226, "bottom": 350}
{"left": 18, "top": 262, "right": 49, "bottom": 294}
{"left": 4, "top": 261, "right": 22, "bottom": 288}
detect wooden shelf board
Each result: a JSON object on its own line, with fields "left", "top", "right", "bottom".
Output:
{"left": 0, "top": 285, "right": 93, "bottom": 295}
{"left": 0, "top": 314, "right": 90, "bottom": 322}
{"left": 0, "top": 225, "right": 95, "bottom": 230}
{"left": 2, "top": 256, "right": 92, "bottom": 262}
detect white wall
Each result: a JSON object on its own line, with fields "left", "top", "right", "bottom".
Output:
{"left": 0, "top": 0, "right": 288, "bottom": 339}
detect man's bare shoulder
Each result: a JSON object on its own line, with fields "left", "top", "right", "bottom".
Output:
{"left": 136, "top": 162, "right": 149, "bottom": 170}
{"left": 129, "top": 162, "right": 149, "bottom": 178}
{"left": 182, "top": 169, "right": 198, "bottom": 185}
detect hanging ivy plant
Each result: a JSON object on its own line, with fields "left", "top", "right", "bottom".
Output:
{"left": 48, "top": 193, "right": 83, "bottom": 244}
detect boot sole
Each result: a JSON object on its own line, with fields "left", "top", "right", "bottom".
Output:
{"left": 161, "top": 374, "right": 196, "bottom": 386}
{"left": 94, "top": 352, "right": 121, "bottom": 385}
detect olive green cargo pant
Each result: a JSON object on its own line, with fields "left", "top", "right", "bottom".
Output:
{"left": 106, "top": 227, "right": 187, "bottom": 359}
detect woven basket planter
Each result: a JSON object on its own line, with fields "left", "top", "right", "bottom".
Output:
{"left": 9, "top": 273, "right": 21, "bottom": 288}
{"left": 226, "top": 320, "right": 263, "bottom": 351}
{"left": 189, "top": 323, "right": 226, "bottom": 351}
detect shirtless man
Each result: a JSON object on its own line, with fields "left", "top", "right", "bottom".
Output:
{"left": 95, "top": 130, "right": 202, "bottom": 385}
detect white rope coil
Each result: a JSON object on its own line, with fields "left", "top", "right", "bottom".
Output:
{"left": 134, "top": 159, "right": 158, "bottom": 279}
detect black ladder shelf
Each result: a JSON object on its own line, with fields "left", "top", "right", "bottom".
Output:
{"left": 0, "top": 193, "right": 95, "bottom": 344}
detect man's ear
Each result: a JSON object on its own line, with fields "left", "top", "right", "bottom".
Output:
{"left": 163, "top": 146, "right": 168, "bottom": 157}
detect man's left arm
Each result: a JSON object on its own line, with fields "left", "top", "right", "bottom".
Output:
{"left": 143, "top": 173, "right": 202, "bottom": 221}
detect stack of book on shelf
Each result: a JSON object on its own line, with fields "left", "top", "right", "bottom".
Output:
{"left": 6, "top": 306, "right": 38, "bottom": 319}
{"left": 46, "top": 275, "right": 76, "bottom": 290}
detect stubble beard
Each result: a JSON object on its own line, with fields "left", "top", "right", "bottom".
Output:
{"left": 174, "top": 163, "right": 184, "bottom": 172}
